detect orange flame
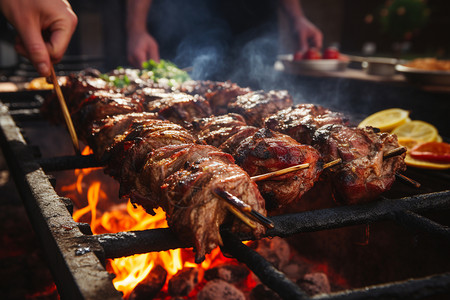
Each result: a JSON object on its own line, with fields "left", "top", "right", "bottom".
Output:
{"left": 59, "top": 146, "right": 237, "bottom": 299}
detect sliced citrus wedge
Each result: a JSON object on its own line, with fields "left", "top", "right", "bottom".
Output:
{"left": 358, "top": 108, "right": 410, "bottom": 132}
{"left": 391, "top": 120, "right": 438, "bottom": 142}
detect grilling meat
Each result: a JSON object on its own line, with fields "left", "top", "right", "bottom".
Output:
{"left": 192, "top": 113, "right": 249, "bottom": 147}
{"left": 312, "top": 124, "right": 406, "bottom": 204}
{"left": 229, "top": 128, "right": 323, "bottom": 210}
{"left": 42, "top": 68, "right": 408, "bottom": 259}
{"left": 104, "top": 119, "right": 197, "bottom": 195}
{"left": 73, "top": 90, "right": 145, "bottom": 136}
{"left": 219, "top": 126, "right": 260, "bottom": 154}
{"left": 180, "top": 80, "right": 251, "bottom": 115}
{"left": 88, "top": 112, "right": 160, "bottom": 159}
{"left": 134, "top": 143, "right": 266, "bottom": 261}
{"left": 131, "top": 90, "right": 212, "bottom": 125}
{"left": 44, "top": 82, "right": 267, "bottom": 261}
{"left": 265, "top": 104, "right": 348, "bottom": 144}
{"left": 228, "top": 90, "right": 293, "bottom": 127}
{"left": 192, "top": 113, "right": 323, "bottom": 210}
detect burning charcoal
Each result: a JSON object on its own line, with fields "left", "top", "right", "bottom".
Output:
{"left": 129, "top": 265, "right": 167, "bottom": 300}
{"left": 197, "top": 279, "right": 245, "bottom": 300}
{"left": 281, "top": 263, "right": 304, "bottom": 282}
{"left": 204, "top": 263, "right": 249, "bottom": 283}
{"left": 250, "top": 284, "right": 281, "bottom": 300}
{"left": 297, "top": 272, "right": 331, "bottom": 296}
{"left": 168, "top": 267, "right": 199, "bottom": 297}
{"left": 254, "top": 237, "right": 290, "bottom": 270}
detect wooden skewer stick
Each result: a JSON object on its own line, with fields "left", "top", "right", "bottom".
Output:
{"left": 50, "top": 66, "right": 81, "bottom": 155}
{"left": 251, "top": 163, "right": 310, "bottom": 182}
{"left": 323, "top": 158, "right": 342, "bottom": 169}
{"left": 250, "top": 158, "right": 341, "bottom": 183}
{"left": 223, "top": 202, "right": 256, "bottom": 230}
{"left": 214, "top": 188, "right": 275, "bottom": 229}
{"left": 383, "top": 146, "right": 407, "bottom": 159}
{"left": 395, "top": 173, "right": 421, "bottom": 188}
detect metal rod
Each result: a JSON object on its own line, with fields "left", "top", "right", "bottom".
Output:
{"left": 37, "top": 154, "right": 106, "bottom": 172}
{"left": 314, "top": 272, "right": 450, "bottom": 300}
{"left": 394, "top": 210, "right": 450, "bottom": 243}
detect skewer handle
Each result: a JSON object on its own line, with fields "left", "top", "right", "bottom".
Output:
{"left": 383, "top": 146, "right": 407, "bottom": 159}
{"left": 214, "top": 188, "right": 274, "bottom": 229}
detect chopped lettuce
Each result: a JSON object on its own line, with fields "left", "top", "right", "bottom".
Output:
{"left": 100, "top": 59, "right": 190, "bottom": 88}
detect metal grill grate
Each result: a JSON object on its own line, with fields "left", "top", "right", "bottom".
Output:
{"left": 1, "top": 96, "right": 449, "bottom": 300}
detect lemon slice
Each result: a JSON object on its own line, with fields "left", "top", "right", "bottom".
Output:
{"left": 358, "top": 108, "right": 410, "bottom": 132}
{"left": 391, "top": 120, "right": 438, "bottom": 142}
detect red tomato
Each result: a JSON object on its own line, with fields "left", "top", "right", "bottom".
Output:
{"left": 323, "top": 47, "right": 340, "bottom": 59}
{"left": 293, "top": 51, "right": 303, "bottom": 61}
{"left": 410, "top": 141, "right": 450, "bottom": 163}
{"left": 302, "top": 48, "right": 322, "bottom": 60}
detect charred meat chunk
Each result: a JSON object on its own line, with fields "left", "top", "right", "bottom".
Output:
{"left": 228, "top": 90, "right": 293, "bottom": 127}
{"left": 88, "top": 112, "right": 160, "bottom": 159}
{"left": 134, "top": 90, "right": 212, "bottom": 125}
{"left": 73, "top": 90, "right": 145, "bottom": 138}
{"left": 193, "top": 113, "right": 248, "bottom": 147}
{"left": 312, "top": 124, "right": 406, "bottom": 204}
{"left": 180, "top": 80, "right": 251, "bottom": 115}
{"left": 104, "top": 119, "right": 197, "bottom": 196}
{"left": 265, "top": 104, "right": 348, "bottom": 144}
{"left": 230, "top": 128, "right": 323, "bottom": 210}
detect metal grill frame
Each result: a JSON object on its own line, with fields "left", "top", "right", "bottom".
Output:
{"left": 1, "top": 98, "right": 450, "bottom": 300}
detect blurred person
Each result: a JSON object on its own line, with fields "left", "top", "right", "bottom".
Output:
{"left": 126, "top": 0, "right": 322, "bottom": 81}
{"left": 0, "top": 0, "right": 77, "bottom": 77}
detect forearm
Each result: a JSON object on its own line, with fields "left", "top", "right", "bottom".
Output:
{"left": 126, "top": 0, "right": 152, "bottom": 34}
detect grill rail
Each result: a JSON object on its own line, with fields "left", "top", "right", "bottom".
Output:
{"left": 1, "top": 99, "right": 450, "bottom": 299}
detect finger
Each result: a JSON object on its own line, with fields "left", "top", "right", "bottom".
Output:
{"left": 299, "top": 32, "right": 308, "bottom": 53}
{"left": 148, "top": 43, "right": 160, "bottom": 62}
{"left": 314, "top": 32, "right": 323, "bottom": 49}
{"left": 14, "top": 36, "right": 27, "bottom": 57}
{"left": 129, "top": 51, "right": 146, "bottom": 68}
{"left": 15, "top": 25, "right": 51, "bottom": 76}
{"left": 47, "top": 16, "right": 77, "bottom": 63}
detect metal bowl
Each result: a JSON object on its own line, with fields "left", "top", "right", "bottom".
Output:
{"left": 396, "top": 64, "right": 450, "bottom": 86}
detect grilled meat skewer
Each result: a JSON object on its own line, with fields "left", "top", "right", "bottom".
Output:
{"left": 193, "top": 114, "right": 323, "bottom": 210}
{"left": 44, "top": 83, "right": 267, "bottom": 262}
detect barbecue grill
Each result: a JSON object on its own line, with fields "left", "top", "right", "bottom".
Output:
{"left": 1, "top": 90, "right": 450, "bottom": 300}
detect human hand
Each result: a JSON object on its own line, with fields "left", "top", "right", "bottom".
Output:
{"left": 127, "top": 31, "right": 160, "bottom": 68}
{"left": 0, "top": 0, "right": 77, "bottom": 77}
{"left": 293, "top": 16, "right": 323, "bottom": 52}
